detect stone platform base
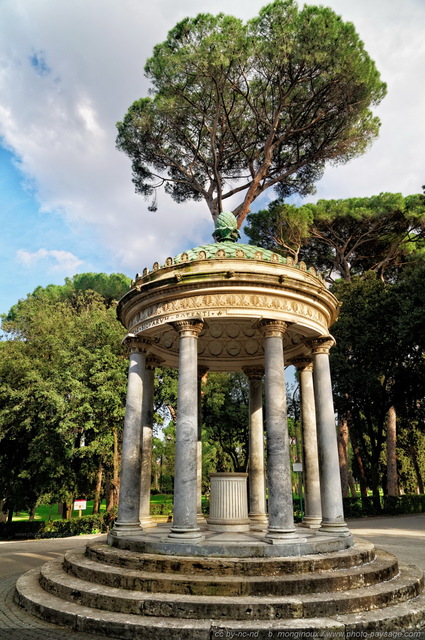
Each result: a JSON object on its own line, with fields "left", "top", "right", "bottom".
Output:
{"left": 14, "top": 524, "right": 425, "bottom": 639}
{"left": 107, "top": 522, "right": 352, "bottom": 557}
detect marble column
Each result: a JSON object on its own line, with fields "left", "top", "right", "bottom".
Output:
{"left": 259, "top": 320, "right": 298, "bottom": 543}
{"left": 111, "top": 335, "right": 148, "bottom": 537}
{"left": 243, "top": 366, "right": 268, "bottom": 526}
{"left": 308, "top": 337, "right": 350, "bottom": 537}
{"left": 139, "top": 357, "right": 160, "bottom": 529}
{"left": 292, "top": 357, "right": 322, "bottom": 528}
{"left": 168, "top": 320, "right": 204, "bottom": 543}
{"left": 197, "top": 367, "right": 208, "bottom": 523}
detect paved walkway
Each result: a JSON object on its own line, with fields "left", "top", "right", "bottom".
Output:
{"left": 0, "top": 534, "right": 106, "bottom": 639}
{"left": 1, "top": 515, "right": 425, "bottom": 639}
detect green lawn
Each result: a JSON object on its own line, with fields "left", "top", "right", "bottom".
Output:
{"left": 11, "top": 495, "right": 174, "bottom": 522}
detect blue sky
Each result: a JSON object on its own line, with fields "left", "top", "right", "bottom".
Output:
{"left": 1, "top": 145, "right": 114, "bottom": 312}
{"left": 1, "top": 0, "right": 425, "bottom": 320}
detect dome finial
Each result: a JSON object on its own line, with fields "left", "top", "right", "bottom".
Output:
{"left": 212, "top": 211, "right": 240, "bottom": 243}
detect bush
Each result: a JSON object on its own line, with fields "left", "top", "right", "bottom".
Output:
{"left": 343, "top": 494, "right": 425, "bottom": 518}
{"left": 382, "top": 494, "right": 425, "bottom": 515}
{"left": 149, "top": 502, "right": 173, "bottom": 516}
{"left": 343, "top": 496, "right": 381, "bottom": 518}
{"left": 0, "top": 520, "right": 44, "bottom": 540}
{"left": 202, "top": 499, "right": 210, "bottom": 516}
{"left": 0, "top": 512, "right": 115, "bottom": 541}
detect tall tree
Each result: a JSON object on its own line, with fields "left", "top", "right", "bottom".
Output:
{"left": 330, "top": 274, "right": 401, "bottom": 496}
{"left": 0, "top": 275, "right": 130, "bottom": 517}
{"left": 245, "top": 193, "right": 425, "bottom": 282}
{"left": 117, "top": 0, "right": 386, "bottom": 226}
{"left": 245, "top": 194, "right": 425, "bottom": 496}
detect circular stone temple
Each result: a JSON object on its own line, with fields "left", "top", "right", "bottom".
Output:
{"left": 108, "top": 212, "right": 351, "bottom": 555}
{"left": 16, "top": 215, "right": 425, "bottom": 636}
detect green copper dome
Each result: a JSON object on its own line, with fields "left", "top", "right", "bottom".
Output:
{"left": 174, "top": 211, "right": 287, "bottom": 264}
{"left": 135, "top": 212, "right": 322, "bottom": 282}
{"left": 174, "top": 241, "right": 288, "bottom": 264}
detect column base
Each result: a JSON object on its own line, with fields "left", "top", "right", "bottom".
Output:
{"left": 166, "top": 527, "right": 205, "bottom": 544}
{"left": 139, "top": 515, "right": 158, "bottom": 529}
{"left": 249, "top": 513, "right": 269, "bottom": 525}
{"left": 264, "top": 528, "right": 302, "bottom": 544}
{"left": 207, "top": 520, "right": 251, "bottom": 533}
{"left": 317, "top": 521, "right": 351, "bottom": 537}
{"left": 197, "top": 513, "right": 207, "bottom": 524}
{"left": 108, "top": 521, "right": 144, "bottom": 538}
{"left": 300, "top": 515, "right": 322, "bottom": 529}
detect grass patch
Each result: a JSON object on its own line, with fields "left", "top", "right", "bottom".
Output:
{"left": 11, "top": 500, "right": 108, "bottom": 522}
{"left": 11, "top": 496, "right": 174, "bottom": 522}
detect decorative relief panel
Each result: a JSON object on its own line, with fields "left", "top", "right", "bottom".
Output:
{"left": 129, "top": 291, "right": 328, "bottom": 335}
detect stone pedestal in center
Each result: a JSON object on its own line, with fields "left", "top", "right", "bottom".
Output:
{"left": 207, "top": 472, "right": 251, "bottom": 532}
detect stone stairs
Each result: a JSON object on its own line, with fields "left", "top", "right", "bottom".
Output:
{"left": 14, "top": 539, "right": 425, "bottom": 639}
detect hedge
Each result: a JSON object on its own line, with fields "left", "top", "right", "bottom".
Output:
{"left": 381, "top": 494, "right": 425, "bottom": 515}
{"left": 3, "top": 495, "right": 425, "bottom": 539}
{"left": 149, "top": 502, "right": 173, "bottom": 516}
{"left": 343, "top": 494, "right": 425, "bottom": 519}
{"left": 0, "top": 512, "right": 115, "bottom": 541}
{"left": 342, "top": 496, "right": 382, "bottom": 518}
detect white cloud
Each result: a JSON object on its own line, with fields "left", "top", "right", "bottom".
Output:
{"left": 16, "top": 248, "right": 83, "bottom": 273}
{"left": 1, "top": 0, "right": 425, "bottom": 278}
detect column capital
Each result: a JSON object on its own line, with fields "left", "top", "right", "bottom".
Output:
{"left": 122, "top": 334, "right": 151, "bottom": 355}
{"left": 305, "top": 335, "right": 335, "bottom": 355}
{"left": 146, "top": 355, "right": 163, "bottom": 370}
{"left": 172, "top": 319, "right": 204, "bottom": 337}
{"left": 290, "top": 357, "right": 313, "bottom": 372}
{"left": 257, "top": 319, "right": 288, "bottom": 338}
{"left": 242, "top": 366, "right": 264, "bottom": 380}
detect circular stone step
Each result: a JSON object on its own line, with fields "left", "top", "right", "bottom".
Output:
{"left": 63, "top": 548, "right": 398, "bottom": 597}
{"left": 39, "top": 556, "right": 423, "bottom": 620}
{"left": 15, "top": 566, "right": 425, "bottom": 639}
{"left": 86, "top": 539, "right": 376, "bottom": 576}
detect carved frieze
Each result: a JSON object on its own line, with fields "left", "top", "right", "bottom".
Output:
{"left": 128, "top": 291, "right": 328, "bottom": 335}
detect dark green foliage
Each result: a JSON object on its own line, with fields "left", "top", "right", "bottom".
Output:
{"left": 0, "top": 274, "right": 129, "bottom": 515}
{"left": 202, "top": 372, "right": 250, "bottom": 472}
{"left": 245, "top": 193, "right": 425, "bottom": 282}
{"left": 343, "top": 495, "right": 425, "bottom": 518}
{"left": 382, "top": 495, "right": 425, "bottom": 515}
{"left": 246, "top": 193, "right": 425, "bottom": 496}
{"left": 343, "top": 496, "right": 382, "bottom": 518}
{"left": 0, "top": 512, "right": 114, "bottom": 540}
{"left": 149, "top": 502, "right": 173, "bottom": 516}
{"left": 117, "top": 0, "right": 385, "bottom": 225}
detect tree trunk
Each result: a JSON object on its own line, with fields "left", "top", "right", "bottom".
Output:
{"left": 92, "top": 462, "right": 103, "bottom": 514}
{"left": 153, "top": 460, "right": 160, "bottom": 492}
{"left": 105, "top": 474, "right": 114, "bottom": 512}
{"left": 347, "top": 422, "right": 368, "bottom": 496}
{"left": 337, "top": 417, "right": 349, "bottom": 497}
{"left": 57, "top": 502, "right": 63, "bottom": 517}
{"left": 386, "top": 405, "right": 398, "bottom": 496}
{"left": 0, "top": 499, "right": 7, "bottom": 522}
{"left": 7, "top": 506, "right": 14, "bottom": 523}
{"left": 410, "top": 442, "right": 424, "bottom": 495}
{"left": 62, "top": 501, "right": 73, "bottom": 519}
{"left": 347, "top": 470, "right": 357, "bottom": 497}
{"left": 370, "top": 464, "right": 381, "bottom": 498}
{"left": 28, "top": 504, "right": 37, "bottom": 521}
